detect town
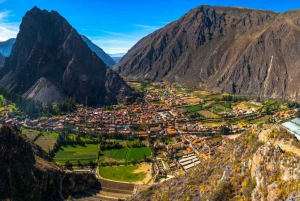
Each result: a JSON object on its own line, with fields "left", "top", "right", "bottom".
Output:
{"left": 1, "top": 82, "right": 299, "bottom": 200}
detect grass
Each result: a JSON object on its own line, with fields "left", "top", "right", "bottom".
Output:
{"left": 54, "top": 144, "right": 99, "bottom": 165}
{"left": 245, "top": 102, "right": 261, "bottom": 108}
{"left": 102, "top": 148, "right": 128, "bottom": 161}
{"left": 211, "top": 104, "right": 231, "bottom": 113}
{"left": 249, "top": 119, "right": 264, "bottom": 124}
{"left": 100, "top": 147, "right": 151, "bottom": 163}
{"left": 42, "top": 131, "right": 59, "bottom": 138}
{"left": 175, "top": 87, "right": 184, "bottom": 92}
{"left": 183, "top": 105, "right": 201, "bottom": 112}
{"left": 99, "top": 165, "right": 146, "bottom": 182}
{"left": 127, "top": 147, "right": 151, "bottom": 162}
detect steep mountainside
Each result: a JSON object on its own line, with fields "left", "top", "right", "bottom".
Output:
{"left": 130, "top": 125, "right": 300, "bottom": 201}
{"left": 0, "top": 53, "right": 4, "bottom": 68}
{"left": 0, "top": 126, "right": 96, "bottom": 201}
{"left": 81, "top": 35, "right": 116, "bottom": 67}
{"left": 0, "top": 7, "right": 135, "bottom": 105}
{"left": 115, "top": 5, "right": 300, "bottom": 101}
{"left": 0, "top": 38, "right": 15, "bottom": 57}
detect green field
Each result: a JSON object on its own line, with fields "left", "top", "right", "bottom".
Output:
{"left": 99, "top": 165, "right": 146, "bottom": 182}
{"left": 249, "top": 119, "right": 264, "bottom": 124}
{"left": 42, "top": 131, "right": 59, "bottom": 138}
{"left": 100, "top": 147, "right": 151, "bottom": 163}
{"left": 211, "top": 104, "right": 231, "bottom": 113}
{"left": 102, "top": 148, "right": 128, "bottom": 161}
{"left": 183, "top": 105, "right": 201, "bottom": 112}
{"left": 127, "top": 147, "right": 151, "bottom": 161}
{"left": 54, "top": 144, "right": 99, "bottom": 165}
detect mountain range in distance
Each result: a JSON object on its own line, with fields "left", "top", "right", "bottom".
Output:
{"left": 0, "top": 38, "right": 15, "bottom": 57}
{"left": 0, "top": 6, "right": 135, "bottom": 105}
{"left": 109, "top": 53, "right": 126, "bottom": 63}
{"left": 114, "top": 5, "right": 300, "bottom": 102}
{"left": 81, "top": 35, "right": 116, "bottom": 67}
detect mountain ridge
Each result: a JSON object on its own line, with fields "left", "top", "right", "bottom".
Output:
{"left": 81, "top": 35, "right": 116, "bottom": 67}
{"left": 114, "top": 5, "right": 300, "bottom": 101}
{"left": 0, "top": 6, "right": 135, "bottom": 105}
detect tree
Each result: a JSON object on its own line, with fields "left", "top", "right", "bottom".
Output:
{"left": 77, "top": 160, "right": 82, "bottom": 168}
{"left": 65, "top": 160, "right": 72, "bottom": 168}
{"left": 220, "top": 125, "right": 231, "bottom": 135}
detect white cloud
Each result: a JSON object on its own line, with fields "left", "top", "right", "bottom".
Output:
{"left": 134, "top": 24, "right": 160, "bottom": 30}
{"left": 0, "top": 10, "right": 19, "bottom": 41}
{"left": 101, "top": 30, "right": 130, "bottom": 37}
{"left": 88, "top": 38, "right": 137, "bottom": 54}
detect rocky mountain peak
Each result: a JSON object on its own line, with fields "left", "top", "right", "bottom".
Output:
{"left": 0, "top": 6, "right": 135, "bottom": 105}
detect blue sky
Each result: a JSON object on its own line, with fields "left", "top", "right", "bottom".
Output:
{"left": 0, "top": 0, "right": 300, "bottom": 54}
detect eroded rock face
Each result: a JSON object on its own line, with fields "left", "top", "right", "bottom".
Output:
{"left": 115, "top": 5, "right": 300, "bottom": 101}
{"left": 0, "top": 6, "right": 135, "bottom": 105}
{"left": 0, "top": 126, "right": 96, "bottom": 201}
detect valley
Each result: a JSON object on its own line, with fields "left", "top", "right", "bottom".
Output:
{"left": 1, "top": 80, "right": 300, "bottom": 200}
{"left": 2, "top": 3, "right": 300, "bottom": 201}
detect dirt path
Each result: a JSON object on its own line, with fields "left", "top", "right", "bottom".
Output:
{"left": 223, "top": 134, "right": 241, "bottom": 140}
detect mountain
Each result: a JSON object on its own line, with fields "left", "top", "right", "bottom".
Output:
{"left": 115, "top": 5, "right": 300, "bottom": 101}
{"left": 81, "top": 35, "right": 116, "bottom": 67}
{"left": 0, "top": 7, "right": 135, "bottom": 105}
{"left": 130, "top": 125, "right": 300, "bottom": 201}
{"left": 109, "top": 53, "right": 125, "bottom": 63}
{"left": 0, "top": 125, "right": 96, "bottom": 201}
{"left": 0, "top": 38, "right": 15, "bottom": 57}
{"left": 0, "top": 53, "right": 4, "bottom": 68}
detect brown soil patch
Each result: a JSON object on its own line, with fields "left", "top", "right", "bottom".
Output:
{"left": 35, "top": 138, "right": 57, "bottom": 152}
{"left": 198, "top": 110, "right": 220, "bottom": 118}
{"left": 133, "top": 163, "right": 153, "bottom": 185}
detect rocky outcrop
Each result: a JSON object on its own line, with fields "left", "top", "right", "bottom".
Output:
{"left": 129, "top": 125, "right": 300, "bottom": 201}
{"left": 0, "top": 7, "right": 135, "bottom": 105}
{"left": 81, "top": 35, "right": 116, "bottom": 67}
{"left": 0, "top": 125, "right": 96, "bottom": 201}
{"left": 0, "top": 38, "right": 15, "bottom": 57}
{"left": 115, "top": 5, "right": 300, "bottom": 101}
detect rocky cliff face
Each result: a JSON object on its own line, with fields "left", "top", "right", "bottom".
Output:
{"left": 0, "top": 125, "right": 96, "bottom": 201}
{"left": 115, "top": 5, "right": 300, "bottom": 101}
{"left": 130, "top": 125, "right": 300, "bottom": 201}
{"left": 0, "top": 38, "right": 15, "bottom": 57}
{"left": 0, "top": 7, "right": 135, "bottom": 105}
{"left": 81, "top": 35, "right": 116, "bottom": 67}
